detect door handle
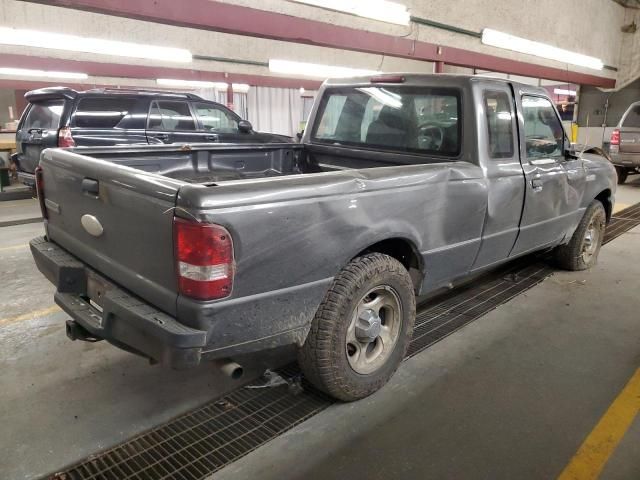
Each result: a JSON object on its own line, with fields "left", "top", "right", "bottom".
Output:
{"left": 204, "top": 135, "right": 219, "bottom": 142}
{"left": 154, "top": 134, "right": 170, "bottom": 142}
{"left": 82, "top": 178, "right": 99, "bottom": 195}
{"left": 531, "top": 177, "right": 543, "bottom": 191}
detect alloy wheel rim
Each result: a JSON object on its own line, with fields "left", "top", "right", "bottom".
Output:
{"left": 582, "top": 218, "right": 602, "bottom": 263}
{"left": 345, "top": 285, "right": 402, "bottom": 375}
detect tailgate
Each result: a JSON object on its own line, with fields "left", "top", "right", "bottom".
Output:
{"left": 40, "top": 148, "right": 183, "bottom": 315}
{"left": 619, "top": 128, "right": 640, "bottom": 154}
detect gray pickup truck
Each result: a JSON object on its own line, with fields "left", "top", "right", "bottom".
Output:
{"left": 31, "top": 74, "right": 616, "bottom": 401}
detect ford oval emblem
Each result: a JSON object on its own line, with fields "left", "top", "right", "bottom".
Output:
{"left": 81, "top": 214, "right": 104, "bottom": 237}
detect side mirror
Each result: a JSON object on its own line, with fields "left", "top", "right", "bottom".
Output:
{"left": 296, "top": 129, "right": 304, "bottom": 141}
{"left": 238, "top": 120, "right": 253, "bottom": 133}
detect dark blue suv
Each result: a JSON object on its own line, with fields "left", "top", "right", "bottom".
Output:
{"left": 14, "top": 87, "right": 290, "bottom": 187}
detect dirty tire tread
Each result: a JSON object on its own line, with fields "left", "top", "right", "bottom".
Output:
{"left": 554, "top": 200, "right": 606, "bottom": 271}
{"left": 298, "top": 253, "right": 416, "bottom": 401}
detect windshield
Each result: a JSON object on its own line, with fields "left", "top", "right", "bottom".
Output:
{"left": 311, "top": 86, "right": 461, "bottom": 157}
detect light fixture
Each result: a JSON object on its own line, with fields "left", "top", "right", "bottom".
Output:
{"left": 156, "top": 79, "right": 227, "bottom": 89}
{"left": 269, "top": 59, "right": 381, "bottom": 79}
{"left": 231, "top": 83, "right": 250, "bottom": 93}
{"left": 0, "top": 67, "right": 88, "bottom": 79}
{"left": 0, "top": 27, "right": 192, "bottom": 63}
{"left": 553, "top": 88, "right": 577, "bottom": 96}
{"left": 291, "top": 0, "right": 410, "bottom": 25}
{"left": 481, "top": 28, "right": 603, "bottom": 70}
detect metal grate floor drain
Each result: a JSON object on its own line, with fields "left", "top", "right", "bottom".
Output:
{"left": 48, "top": 203, "right": 640, "bottom": 480}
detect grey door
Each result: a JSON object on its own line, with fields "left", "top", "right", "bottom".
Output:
{"left": 146, "top": 100, "right": 203, "bottom": 144}
{"left": 471, "top": 83, "right": 525, "bottom": 270}
{"left": 511, "top": 91, "right": 581, "bottom": 256}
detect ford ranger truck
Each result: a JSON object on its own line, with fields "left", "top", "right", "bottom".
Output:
{"left": 31, "top": 74, "right": 616, "bottom": 401}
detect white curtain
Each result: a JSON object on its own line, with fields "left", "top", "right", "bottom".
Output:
{"left": 194, "top": 88, "right": 248, "bottom": 119}
{"left": 247, "top": 87, "right": 317, "bottom": 137}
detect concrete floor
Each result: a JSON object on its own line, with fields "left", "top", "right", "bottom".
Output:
{"left": 1, "top": 179, "right": 640, "bottom": 479}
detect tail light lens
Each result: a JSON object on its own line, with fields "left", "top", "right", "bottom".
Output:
{"left": 610, "top": 129, "right": 620, "bottom": 146}
{"left": 58, "top": 126, "right": 76, "bottom": 147}
{"left": 174, "top": 217, "right": 234, "bottom": 300}
{"left": 35, "top": 165, "right": 47, "bottom": 220}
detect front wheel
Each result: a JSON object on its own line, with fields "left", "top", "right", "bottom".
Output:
{"left": 298, "top": 253, "right": 416, "bottom": 401}
{"left": 554, "top": 200, "right": 606, "bottom": 271}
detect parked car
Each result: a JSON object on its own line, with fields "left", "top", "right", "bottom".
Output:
{"left": 13, "top": 87, "right": 290, "bottom": 188}
{"left": 609, "top": 101, "right": 640, "bottom": 184}
{"left": 30, "top": 74, "right": 615, "bottom": 401}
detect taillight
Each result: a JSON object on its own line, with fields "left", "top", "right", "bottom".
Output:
{"left": 174, "top": 217, "right": 234, "bottom": 300}
{"left": 35, "top": 165, "right": 47, "bottom": 220}
{"left": 58, "top": 126, "right": 76, "bottom": 147}
{"left": 610, "top": 129, "right": 620, "bottom": 146}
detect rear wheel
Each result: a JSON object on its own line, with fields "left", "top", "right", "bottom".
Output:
{"left": 554, "top": 200, "right": 606, "bottom": 271}
{"left": 615, "top": 166, "right": 628, "bottom": 184}
{"left": 298, "top": 253, "right": 416, "bottom": 401}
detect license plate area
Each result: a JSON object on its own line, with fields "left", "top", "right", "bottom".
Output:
{"left": 87, "top": 273, "right": 111, "bottom": 310}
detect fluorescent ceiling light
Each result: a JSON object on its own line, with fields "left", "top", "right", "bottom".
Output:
{"left": 553, "top": 88, "right": 577, "bottom": 96}
{"left": 269, "top": 59, "right": 380, "bottom": 79}
{"left": 232, "top": 83, "right": 250, "bottom": 93}
{"left": 481, "top": 28, "right": 603, "bottom": 70}
{"left": 0, "top": 67, "right": 87, "bottom": 79}
{"left": 156, "top": 79, "right": 227, "bottom": 89}
{"left": 292, "top": 0, "right": 410, "bottom": 25}
{"left": 0, "top": 27, "right": 192, "bottom": 63}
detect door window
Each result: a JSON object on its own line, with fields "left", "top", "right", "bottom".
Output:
{"left": 22, "top": 100, "right": 64, "bottom": 130}
{"left": 73, "top": 97, "right": 137, "bottom": 128}
{"left": 193, "top": 103, "right": 239, "bottom": 132}
{"left": 522, "top": 96, "right": 564, "bottom": 159}
{"left": 148, "top": 101, "right": 196, "bottom": 131}
{"left": 484, "top": 91, "right": 514, "bottom": 158}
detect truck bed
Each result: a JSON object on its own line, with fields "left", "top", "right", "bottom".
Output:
{"left": 81, "top": 143, "right": 304, "bottom": 184}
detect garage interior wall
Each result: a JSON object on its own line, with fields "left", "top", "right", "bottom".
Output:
{"left": 0, "top": 0, "right": 636, "bottom": 139}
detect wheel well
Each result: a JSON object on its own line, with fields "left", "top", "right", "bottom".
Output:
{"left": 595, "top": 189, "right": 613, "bottom": 223}
{"left": 356, "top": 238, "right": 423, "bottom": 292}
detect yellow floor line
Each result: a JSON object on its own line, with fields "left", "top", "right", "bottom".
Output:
{"left": 612, "top": 203, "right": 630, "bottom": 214}
{"left": 0, "top": 305, "right": 61, "bottom": 328}
{"left": 0, "top": 243, "right": 28, "bottom": 252}
{"left": 557, "top": 367, "right": 640, "bottom": 480}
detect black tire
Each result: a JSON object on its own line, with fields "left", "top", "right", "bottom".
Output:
{"left": 554, "top": 200, "right": 606, "bottom": 271}
{"left": 615, "top": 166, "right": 628, "bottom": 185}
{"left": 298, "top": 253, "right": 416, "bottom": 401}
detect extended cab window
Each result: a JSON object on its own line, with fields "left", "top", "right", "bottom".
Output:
{"left": 522, "top": 96, "right": 564, "bottom": 159}
{"left": 148, "top": 101, "right": 196, "bottom": 131}
{"left": 73, "top": 97, "right": 138, "bottom": 129}
{"left": 311, "top": 87, "right": 461, "bottom": 157}
{"left": 622, "top": 104, "right": 640, "bottom": 128}
{"left": 484, "top": 91, "right": 514, "bottom": 158}
{"left": 22, "top": 100, "right": 64, "bottom": 130}
{"left": 194, "top": 103, "right": 239, "bottom": 133}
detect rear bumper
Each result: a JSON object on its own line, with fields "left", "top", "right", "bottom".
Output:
{"left": 610, "top": 152, "right": 640, "bottom": 168}
{"left": 30, "top": 236, "right": 207, "bottom": 369}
